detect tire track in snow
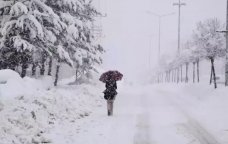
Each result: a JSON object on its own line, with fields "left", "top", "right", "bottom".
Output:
{"left": 133, "top": 93, "right": 152, "bottom": 144}
{"left": 176, "top": 118, "right": 221, "bottom": 144}
{"left": 134, "top": 113, "right": 151, "bottom": 144}
{"left": 156, "top": 88, "right": 221, "bottom": 144}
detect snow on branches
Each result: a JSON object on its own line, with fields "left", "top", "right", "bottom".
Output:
{"left": 192, "top": 18, "right": 225, "bottom": 59}
{"left": 57, "top": 45, "right": 73, "bottom": 66}
{"left": 11, "top": 36, "right": 35, "bottom": 52}
{"left": 154, "top": 18, "right": 225, "bottom": 88}
{"left": 0, "top": 0, "right": 104, "bottom": 85}
{"left": 10, "top": 2, "right": 28, "bottom": 17}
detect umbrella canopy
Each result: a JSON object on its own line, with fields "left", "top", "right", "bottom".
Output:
{"left": 99, "top": 70, "right": 123, "bottom": 83}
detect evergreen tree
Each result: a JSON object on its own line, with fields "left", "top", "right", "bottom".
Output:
{"left": 0, "top": 0, "right": 103, "bottom": 85}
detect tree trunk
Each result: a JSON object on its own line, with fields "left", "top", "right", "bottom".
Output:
{"left": 20, "top": 53, "right": 29, "bottom": 78}
{"left": 165, "top": 72, "right": 167, "bottom": 82}
{"left": 48, "top": 58, "right": 52, "bottom": 76}
{"left": 160, "top": 73, "right": 163, "bottom": 83}
{"left": 177, "top": 68, "right": 179, "bottom": 83}
{"left": 168, "top": 71, "right": 170, "bottom": 82}
{"left": 32, "top": 63, "right": 36, "bottom": 76}
{"left": 181, "top": 65, "right": 183, "bottom": 82}
{"left": 40, "top": 56, "right": 46, "bottom": 76}
{"left": 210, "top": 65, "right": 213, "bottom": 85}
{"left": 211, "top": 58, "right": 217, "bottom": 89}
{"left": 186, "top": 63, "right": 189, "bottom": 83}
{"left": 197, "top": 60, "right": 200, "bottom": 83}
{"left": 1, "top": 61, "right": 7, "bottom": 70}
{"left": 159, "top": 74, "right": 161, "bottom": 83}
{"left": 75, "top": 68, "right": 79, "bottom": 82}
{"left": 193, "top": 62, "right": 196, "bottom": 83}
{"left": 171, "top": 70, "right": 173, "bottom": 82}
{"left": 169, "top": 71, "right": 171, "bottom": 82}
{"left": 54, "top": 61, "right": 61, "bottom": 86}
{"left": 21, "top": 64, "right": 27, "bottom": 78}
{"left": 162, "top": 73, "right": 164, "bottom": 83}
{"left": 160, "top": 74, "right": 162, "bottom": 83}
{"left": 175, "top": 69, "right": 177, "bottom": 83}
{"left": 161, "top": 73, "right": 163, "bottom": 83}
{"left": 173, "top": 70, "right": 175, "bottom": 82}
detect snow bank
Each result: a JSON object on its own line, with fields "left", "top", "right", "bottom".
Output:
{"left": 0, "top": 69, "right": 104, "bottom": 144}
{"left": 0, "top": 70, "right": 24, "bottom": 100}
{"left": 0, "top": 69, "right": 22, "bottom": 83}
{"left": 0, "top": 70, "right": 54, "bottom": 101}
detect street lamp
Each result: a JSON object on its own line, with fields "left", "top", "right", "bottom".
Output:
{"left": 146, "top": 11, "right": 175, "bottom": 60}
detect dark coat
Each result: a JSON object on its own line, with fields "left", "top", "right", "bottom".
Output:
{"left": 103, "top": 81, "right": 117, "bottom": 100}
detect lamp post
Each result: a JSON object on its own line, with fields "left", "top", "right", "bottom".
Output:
{"left": 173, "top": 0, "right": 186, "bottom": 55}
{"left": 147, "top": 11, "right": 175, "bottom": 60}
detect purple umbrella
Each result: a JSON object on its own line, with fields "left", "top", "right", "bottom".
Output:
{"left": 99, "top": 70, "right": 123, "bottom": 83}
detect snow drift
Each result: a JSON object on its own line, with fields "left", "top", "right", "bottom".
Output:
{"left": 0, "top": 69, "right": 104, "bottom": 144}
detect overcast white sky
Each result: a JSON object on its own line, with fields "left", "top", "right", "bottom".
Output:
{"left": 95, "top": 0, "right": 226, "bottom": 82}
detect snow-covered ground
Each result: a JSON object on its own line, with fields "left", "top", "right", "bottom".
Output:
{"left": 0, "top": 70, "right": 105, "bottom": 144}
{"left": 68, "top": 83, "right": 228, "bottom": 144}
{"left": 0, "top": 69, "right": 228, "bottom": 144}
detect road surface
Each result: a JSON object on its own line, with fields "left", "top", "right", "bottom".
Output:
{"left": 57, "top": 84, "right": 222, "bottom": 144}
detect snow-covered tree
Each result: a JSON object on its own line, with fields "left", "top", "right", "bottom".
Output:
{"left": 181, "top": 41, "right": 202, "bottom": 83}
{"left": 0, "top": 0, "right": 103, "bottom": 85}
{"left": 45, "top": 0, "right": 103, "bottom": 82}
{"left": 192, "top": 18, "right": 225, "bottom": 88}
{"left": 0, "top": 0, "right": 72, "bottom": 78}
{"left": 190, "top": 44, "right": 205, "bottom": 83}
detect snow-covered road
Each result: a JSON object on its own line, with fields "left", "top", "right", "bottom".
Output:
{"left": 142, "top": 85, "right": 221, "bottom": 144}
{"left": 70, "top": 83, "right": 227, "bottom": 144}
{"left": 1, "top": 76, "right": 227, "bottom": 144}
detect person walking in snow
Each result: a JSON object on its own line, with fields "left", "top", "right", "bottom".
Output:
{"left": 99, "top": 70, "right": 123, "bottom": 116}
{"left": 104, "top": 80, "right": 117, "bottom": 116}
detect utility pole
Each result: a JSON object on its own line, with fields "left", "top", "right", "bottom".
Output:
{"left": 146, "top": 11, "right": 175, "bottom": 60}
{"left": 217, "top": 0, "right": 228, "bottom": 86}
{"left": 226, "top": 0, "right": 228, "bottom": 86}
{"left": 173, "top": 0, "right": 186, "bottom": 55}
